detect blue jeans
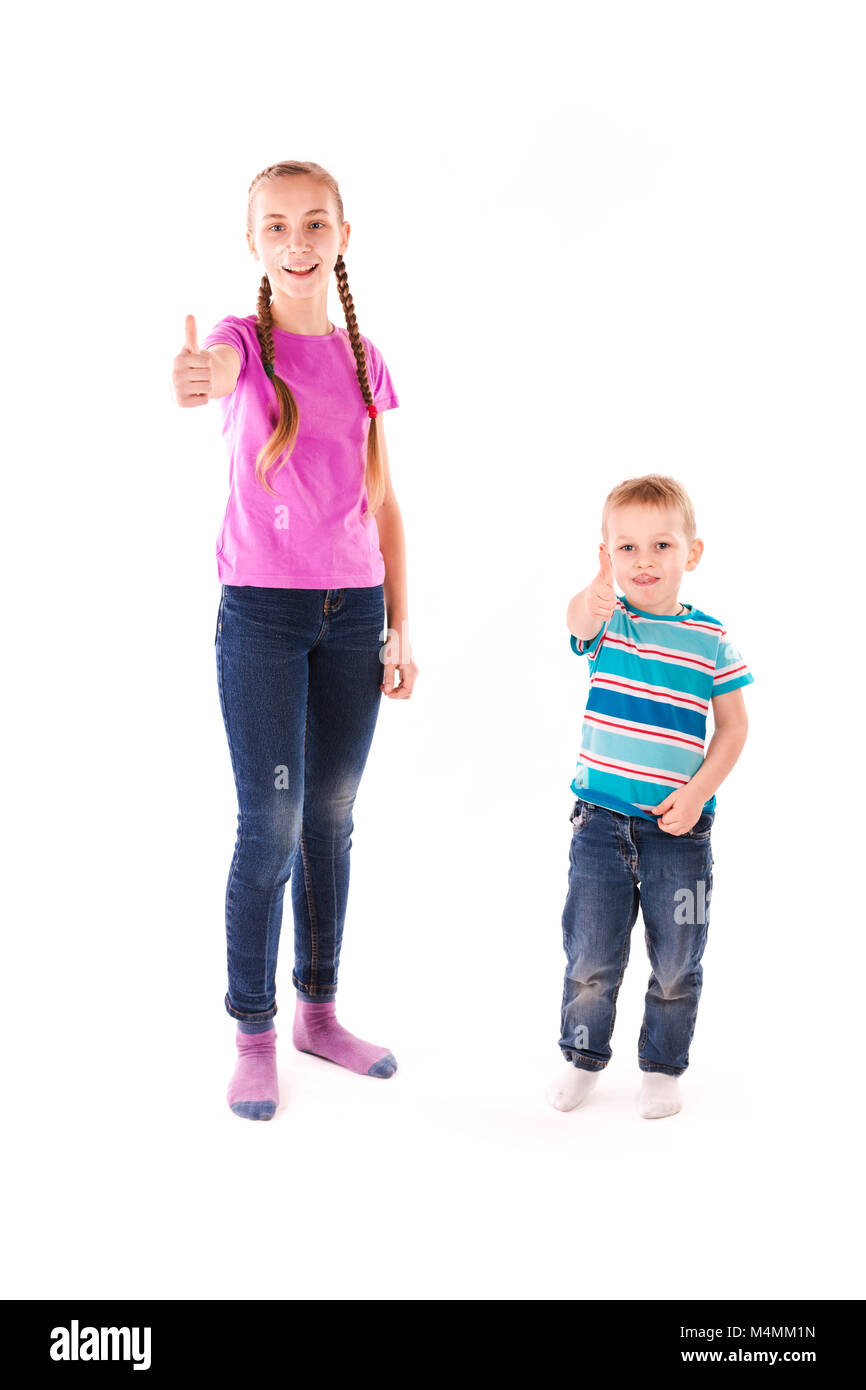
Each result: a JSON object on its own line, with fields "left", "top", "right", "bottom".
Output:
{"left": 559, "top": 798, "right": 715, "bottom": 1076}
{"left": 215, "top": 583, "right": 386, "bottom": 1024}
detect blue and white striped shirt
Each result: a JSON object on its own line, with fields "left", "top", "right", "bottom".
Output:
{"left": 570, "top": 595, "right": 753, "bottom": 821}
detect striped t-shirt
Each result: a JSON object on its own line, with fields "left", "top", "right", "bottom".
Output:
{"left": 570, "top": 594, "right": 753, "bottom": 821}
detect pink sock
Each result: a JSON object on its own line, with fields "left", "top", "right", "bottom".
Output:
{"left": 292, "top": 1000, "right": 397, "bottom": 1078}
{"left": 227, "top": 1027, "right": 279, "bottom": 1120}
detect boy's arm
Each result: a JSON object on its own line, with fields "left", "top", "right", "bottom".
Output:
{"left": 567, "top": 587, "right": 601, "bottom": 642}
{"left": 686, "top": 688, "right": 750, "bottom": 803}
{"left": 651, "top": 687, "right": 749, "bottom": 834}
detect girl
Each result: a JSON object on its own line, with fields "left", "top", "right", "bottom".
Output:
{"left": 172, "top": 160, "right": 417, "bottom": 1121}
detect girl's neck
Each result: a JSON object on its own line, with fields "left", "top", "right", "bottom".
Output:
{"left": 270, "top": 298, "right": 333, "bottom": 337}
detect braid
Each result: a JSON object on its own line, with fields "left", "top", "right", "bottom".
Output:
{"left": 334, "top": 252, "right": 385, "bottom": 517}
{"left": 255, "top": 275, "right": 277, "bottom": 379}
{"left": 252, "top": 273, "right": 299, "bottom": 494}
{"left": 334, "top": 254, "right": 375, "bottom": 409}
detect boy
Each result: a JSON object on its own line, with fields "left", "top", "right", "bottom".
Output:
{"left": 549, "top": 475, "right": 752, "bottom": 1119}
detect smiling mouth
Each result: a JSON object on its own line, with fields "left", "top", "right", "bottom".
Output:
{"left": 632, "top": 575, "right": 659, "bottom": 583}
{"left": 282, "top": 264, "right": 318, "bottom": 276}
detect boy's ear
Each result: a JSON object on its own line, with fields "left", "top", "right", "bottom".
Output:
{"left": 685, "top": 537, "right": 704, "bottom": 570}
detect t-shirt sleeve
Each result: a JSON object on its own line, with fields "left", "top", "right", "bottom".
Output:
{"left": 201, "top": 316, "right": 248, "bottom": 374}
{"left": 570, "top": 620, "right": 608, "bottom": 660}
{"left": 713, "top": 630, "right": 754, "bottom": 696}
{"left": 362, "top": 336, "right": 399, "bottom": 412}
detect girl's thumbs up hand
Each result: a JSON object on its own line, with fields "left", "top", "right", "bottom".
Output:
{"left": 587, "top": 544, "right": 617, "bottom": 622}
{"left": 171, "top": 314, "right": 212, "bottom": 407}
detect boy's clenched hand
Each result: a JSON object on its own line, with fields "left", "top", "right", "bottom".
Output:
{"left": 649, "top": 786, "right": 708, "bottom": 836}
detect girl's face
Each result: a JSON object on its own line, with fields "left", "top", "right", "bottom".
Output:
{"left": 247, "top": 176, "right": 349, "bottom": 305}
{"left": 604, "top": 503, "right": 703, "bottom": 614}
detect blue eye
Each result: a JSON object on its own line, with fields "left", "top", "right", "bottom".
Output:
{"left": 619, "top": 542, "right": 671, "bottom": 551}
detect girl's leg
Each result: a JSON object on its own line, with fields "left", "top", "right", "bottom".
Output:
{"left": 289, "top": 585, "right": 396, "bottom": 1077}
{"left": 216, "top": 585, "right": 319, "bottom": 1116}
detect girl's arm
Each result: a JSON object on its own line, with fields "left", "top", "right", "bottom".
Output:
{"left": 206, "top": 344, "right": 241, "bottom": 399}
{"left": 372, "top": 416, "right": 417, "bottom": 697}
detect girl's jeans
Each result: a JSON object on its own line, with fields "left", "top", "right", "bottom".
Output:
{"left": 215, "top": 583, "right": 386, "bottom": 1025}
{"left": 560, "top": 798, "right": 715, "bottom": 1076}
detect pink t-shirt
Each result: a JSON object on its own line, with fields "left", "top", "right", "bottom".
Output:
{"left": 201, "top": 314, "right": 399, "bottom": 588}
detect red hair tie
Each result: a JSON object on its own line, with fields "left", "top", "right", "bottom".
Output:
{"left": 367, "top": 404, "right": 378, "bottom": 419}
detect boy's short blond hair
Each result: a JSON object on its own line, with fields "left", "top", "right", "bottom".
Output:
{"left": 602, "top": 474, "right": 697, "bottom": 546}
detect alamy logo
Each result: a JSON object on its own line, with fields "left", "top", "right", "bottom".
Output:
{"left": 674, "top": 881, "right": 711, "bottom": 924}
{"left": 49, "top": 1320, "right": 151, "bottom": 1371}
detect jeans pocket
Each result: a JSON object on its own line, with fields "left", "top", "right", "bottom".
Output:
{"left": 571, "top": 799, "right": 591, "bottom": 835}
{"left": 686, "top": 810, "right": 714, "bottom": 840}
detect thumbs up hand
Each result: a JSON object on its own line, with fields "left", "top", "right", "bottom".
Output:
{"left": 587, "top": 544, "right": 618, "bottom": 624}
{"left": 171, "top": 314, "right": 213, "bottom": 407}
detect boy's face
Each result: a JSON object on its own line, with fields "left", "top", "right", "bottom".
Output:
{"left": 604, "top": 503, "right": 703, "bottom": 615}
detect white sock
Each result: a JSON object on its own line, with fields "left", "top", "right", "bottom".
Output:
{"left": 546, "top": 1064, "right": 600, "bottom": 1112}
{"left": 638, "top": 1072, "right": 682, "bottom": 1119}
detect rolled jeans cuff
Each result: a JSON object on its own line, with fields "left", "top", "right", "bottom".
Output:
{"left": 224, "top": 993, "right": 278, "bottom": 1025}
{"left": 560, "top": 1048, "right": 606, "bottom": 1072}
{"left": 292, "top": 977, "right": 337, "bottom": 1003}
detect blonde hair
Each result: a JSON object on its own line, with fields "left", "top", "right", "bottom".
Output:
{"left": 247, "top": 160, "right": 385, "bottom": 516}
{"left": 602, "top": 474, "right": 697, "bottom": 545}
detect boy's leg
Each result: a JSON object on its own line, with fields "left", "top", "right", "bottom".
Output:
{"left": 635, "top": 811, "right": 715, "bottom": 1077}
{"left": 558, "top": 801, "right": 641, "bottom": 1073}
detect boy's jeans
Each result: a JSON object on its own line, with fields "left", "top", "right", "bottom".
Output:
{"left": 560, "top": 798, "right": 715, "bottom": 1076}
{"left": 215, "top": 582, "right": 386, "bottom": 1025}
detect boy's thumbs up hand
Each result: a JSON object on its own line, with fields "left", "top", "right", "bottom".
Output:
{"left": 587, "top": 544, "right": 617, "bottom": 623}
{"left": 171, "top": 314, "right": 212, "bottom": 407}
{"left": 598, "top": 545, "right": 614, "bottom": 584}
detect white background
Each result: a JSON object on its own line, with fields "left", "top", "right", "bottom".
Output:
{"left": 3, "top": 0, "right": 863, "bottom": 1300}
